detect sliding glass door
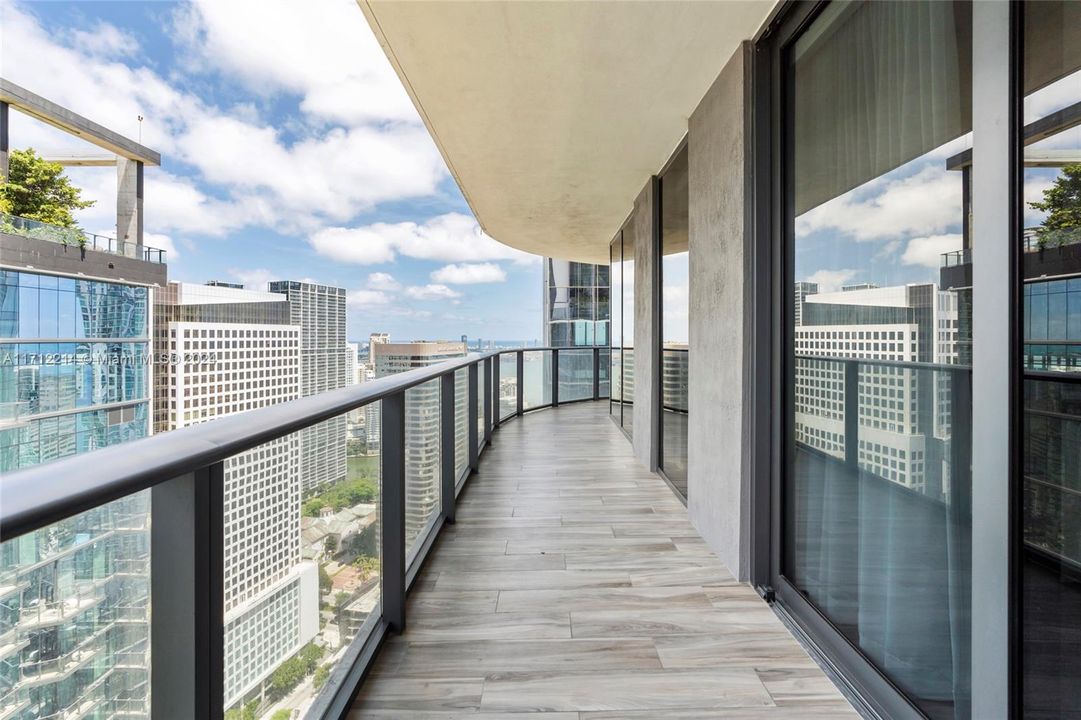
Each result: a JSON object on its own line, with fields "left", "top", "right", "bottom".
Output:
{"left": 659, "top": 146, "right": 689, "bottom": 498}
{"left": 778, "top": 2, "right": 973, "bottom": 717}
{"left": 1018, "top": 3, "right": 1081, "bottom": 716}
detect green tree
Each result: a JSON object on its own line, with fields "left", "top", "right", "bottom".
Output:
{"left": 352, "top": 554, "right": 380, "bottom": 581}
{"left": 271, "top": 710, "right": 292, "bottom": 720}
{"left": 269, "top": 656, "right": 306, "bottom": 697}
{"left": 1, "top": 148, "right": 95, "bottom": 226}
{"left": 299, "top": 642, "right": 325, "bottom": 673}
{"left": 318, "top": 564, "right": 333, "bottom": 593}
{"left": 1031, "top": 164, "right": 1081, "bottom": 246}
{"left": 313, "top": 664, "right": 331, "bottom": 690}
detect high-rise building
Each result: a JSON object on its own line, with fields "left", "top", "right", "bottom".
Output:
{"left": 541, "top": 258, "right": 610, "bottom": 347}
{"left": 0, "top": 230, "right": 166, "bottom": 720}
{"left": 793, "top": 280, "right": 818, "bottom": 328}
{"left": 268, "top": 281, "right": 349, "bottom": 495}
{"left": 793, "top": 283, "right": 959, "bottom": 497}
{"left": 372, "top": 341, "right": 467, "bottom": 545}
{"left": 153, "top": 282, "right": 317, "bottom": 709}
{"left": 367, "top": 332, "right": 389, "bottom": 368}
{"left": 541, "top": 259, "right": 610, "bottom": 403}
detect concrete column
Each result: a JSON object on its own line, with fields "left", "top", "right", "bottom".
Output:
{"left": 1, "top": 101, "right": 9, "bottom": 183}
{"left": 117, "top": 157, "right": 143, "bottom": 258}
{"left": 970, "top": 2, "right": 1011, "bottom": 716}
{"left": 632, "top": 178, "right": 658, "bottom": 469}
{"left": 686, "top": 43, "right": 752, "bottom": 580}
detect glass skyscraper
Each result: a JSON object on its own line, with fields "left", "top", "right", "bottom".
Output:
{"left": 1, "top": 267, "right": 155, "bottom": 719}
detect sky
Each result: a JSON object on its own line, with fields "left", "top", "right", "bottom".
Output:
{"left": 0, "top": 0, "right": 543, "bottom": 343}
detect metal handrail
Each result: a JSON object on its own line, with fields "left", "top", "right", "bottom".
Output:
{"left": 1, "top": 212, "right": 168, "bottom": 265}
{"left": 794, "top": 353, "right": 971, "bottom": 373}
{"left": 0, "top": 343, "right": 609, "bottom": 720}
{"left": 0, "top": 346, "right": 601, "bottom": 543}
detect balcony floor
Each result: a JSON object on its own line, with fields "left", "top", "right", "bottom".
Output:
{"left": 350, "top": 401, "right": 857, "bottom": 719}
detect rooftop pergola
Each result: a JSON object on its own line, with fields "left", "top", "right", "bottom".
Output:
{"left": 0, "top": 77, "right": 161, "bottom": 257}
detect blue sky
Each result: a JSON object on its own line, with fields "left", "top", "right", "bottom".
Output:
{"left": 1, "top": 0, "right": 543, "bottom": 343}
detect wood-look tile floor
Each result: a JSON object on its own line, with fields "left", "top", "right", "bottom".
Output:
{"left": 349, "top": 402, "right": 858, "bottom": 719}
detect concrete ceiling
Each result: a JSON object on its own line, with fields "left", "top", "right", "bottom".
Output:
{"left": 359, "top": 1, "right": 775, "bottom": 264}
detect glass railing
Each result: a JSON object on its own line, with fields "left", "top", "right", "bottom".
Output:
{"left": 557, "top": 348, "right": 595, "bottom": 403}
{"left": 0, "top": 346, "right": 609, "bottom": 720}
{"left": 660, "top": 348, "right": 688, "bottom": 496}
{"left": 940, "top": 247, "right": 972, "bottom": 267}
{"left": 1, "top": 212, "right": 166, "bottom": 264}
{"left": 497, "top": 353, "right": 517, "bottom": 421}
{"left": 1023, "top": 227, "right": 1081, "bottom": 254}
{"left": 521, "top": 350, "right": 549, "bottom": 410}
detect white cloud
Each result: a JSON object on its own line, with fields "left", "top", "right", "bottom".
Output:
{"left": 392, "top": 214, "right": 537, "bottom": 265}
{"left": 805, "top": 269, "right": 858, "bottom": 293}
{"left": 308, "top": 227, "right": 396, "bottom": 265}
{"left": 2, "top": 1, "right": 449, "bottom": 241}
{"left": 309, "top": 213, "right": 538, "bottom": 266}
{"left": 1024, "top": 174, "right": 1057, "bottom": 226}
{"left": 431, "top": 263, "right": 507, "bottom": 284}
{"left": 366, "top": 272, "right": 401, "bottom": 291}
{"left": 796, "top": 164, "right": 962, "bottom": 242}
{"left": 173, "top": 0, "right": 418, "bottom": 125}
{"left": 67, "top": 22, "right": 138, "bottom": 60}
{"left": 405, "top": 284, "right": 461, "bottom": 300}
{"left": 143, "top": 232, "right": 179, "bottom": 261}
{"left": 228, "top": 268, "right": 278, "bottom": 292}
{"left": 176, "top": 117, "right": 445, "bottom": 226}
{"left": 347, "top": 289, "right": 391, "bottom": 307}
{"left": 901, "top": 234, "right": 963, "bottom": 269}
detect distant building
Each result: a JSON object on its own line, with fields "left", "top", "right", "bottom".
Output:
{"left": 541, "top": 258, "right": 610, "bottom": 347}
{"left": 793, "top": 280, "right": 819, "bottom": 328}
{"left": 269, "top": 281, "right": 349, "bottom": 494}
{"left": 373, "top": 341, "right": 467, "bottom": 546}
{"left": 0, "top": 81, "right": 165, "bottom": 720}
{"left": 793, "top": 283, "right": 958, "bottom": 498}
{"left": 153, "top": 282, "right": 317, "bottom": 708}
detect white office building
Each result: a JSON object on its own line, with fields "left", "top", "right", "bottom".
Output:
{"left": 153, "top": 282, "right": 318, "bottom": 708}
{"left": 793, "top": 283, "right": 958, "bottom": 497}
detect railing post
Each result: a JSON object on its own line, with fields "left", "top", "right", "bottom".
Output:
{"left": 440, "top": 373, "right": 456, "bottom": 524}
{"left": 468, "top": 362, "right": 479, "bottom": 470}
{"left": 844, "top": 359, "right": 859, "bottom": 469}
{"left": 381, "top": 391, "right": 407, "bottom": 633}
{"left": 516, "top": 350, "right": 525, "bottom": 417}
{"left": 484, "top": 357, "right": 493, "bottom": 441}
{"left": 151, "top": 464, "right": 224, "bottom": 720}
{"left": 551, "top": 348, "right": 560, "bottom": 407}
{"left": 593, "top": 346, "right": 601, "bottom": 400}
{"left": 492, "top": 354, "right": 501, "bottom": 428}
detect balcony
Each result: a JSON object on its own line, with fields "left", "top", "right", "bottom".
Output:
{"left": 351, "top": 401, "right": 853, "bottom": 717}
{"left": 0, "top": 212, "right": 166, "bottom": 264}
{"left": 0, "top": 347, "right": 853, "bottom": 719}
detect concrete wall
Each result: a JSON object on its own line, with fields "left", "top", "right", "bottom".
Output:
{"left": 0, "top": 231, "right": 167, "bottom": 287}
{"left": 686, "top": 43, "right": 751, "bottom": 580}
{"left": 631, "top": 179, "right": 657, "bottom": 469}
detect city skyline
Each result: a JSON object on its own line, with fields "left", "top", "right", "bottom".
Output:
{"left": 1, "top": 0, "right": 543, "bottom": 343}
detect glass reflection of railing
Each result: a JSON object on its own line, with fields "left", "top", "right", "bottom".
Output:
{"left": 1023, "top": 227, "right": 1081, "bottom": 254}
{"left": 0, "top": 402, "right": 29, "bottom": 429}
{"left": 793, "top": 354, "right": 971, "bottom": 502}
{"left": 940, "top": 248, "right": 971, "bottom": 267}
{"left": 661, "top": 348, "right": 688, "bottom": 414}
{"left": 0, "top": 212, "right": 166, "bottom": 264}
{"left": 1022, "top": 371, "right": 1081, "bottom": 571}
{"left": 0, "top": 345, "right": 610, "bottom": 720}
